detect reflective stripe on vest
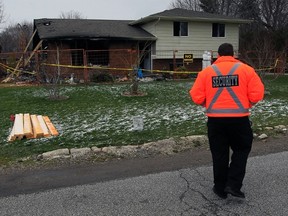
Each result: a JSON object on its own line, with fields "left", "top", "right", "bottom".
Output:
{"left": 206, "top": 63, "right": 249, "bottom": 114}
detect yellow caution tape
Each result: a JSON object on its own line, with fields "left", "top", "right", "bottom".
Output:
{"left": 42, "top": 63, "right": 199, "bottom": 74}
{"left": 0, "top": 63, "right": 36, "bottom": 75}
{"left": 42, "top": 63, "right": 134, "bottom": 71}
{"left": 42, "top": 60, "right": 281, "bottom": 75}
{"left": 0, "top": 58, "right": 282, "bottom": 78}
{"left": 256, "top": 58, "right": 279, "bottom": 72}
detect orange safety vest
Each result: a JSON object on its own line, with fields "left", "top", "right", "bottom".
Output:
{"left": 190, "top": 57, "right": 264, "bottom": 117}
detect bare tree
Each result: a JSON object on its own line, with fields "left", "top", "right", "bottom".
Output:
{"left": 129, "top": 41, "right": 154, "bottom": 95}
{"left": 59, "top": 10, "right": 85, "bottom": 19}
{"left": 170, "top": 0, "right": 202, "bottom": 11}
{"left": 120, "top": 41, "right": 154, "bottom": 96}
{"left": 170, "top": 0, "right": 241, "bottom": 16}
{"left": 254, "top": 0, "right": 288, "bottom": 52}
{"left": 40, "top": 45, "right": 68, "bottom": 100}
{"left": 199, "top": 0, "right": 241, "bottom": 16}
{"left": 0, "top": 0, "right": 5, "bottom": 24}
{"left": 238, "top": 0, "right": 260, "bottom": 20}
{"left": 198, "top": 0, "right": 218, "bottom": 13}
{"left": 0, "top": 22, "right": 33, "bottom": 52}
{"left": 0, "top": 21, "right": 35, "bottom": 82}
{"left": 0, "top": 24, "right": 19, "bottom": 52}
{"left": 260, "top": 0, "right": 288, "bottom": 31}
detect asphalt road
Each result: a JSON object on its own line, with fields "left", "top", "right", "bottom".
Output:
{"left": 0, "top": 149, "right": 287, "bottom": 215}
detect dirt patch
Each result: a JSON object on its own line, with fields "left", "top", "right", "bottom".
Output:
{"left": 250, "top": 133, "right": 288, "bottom": 156}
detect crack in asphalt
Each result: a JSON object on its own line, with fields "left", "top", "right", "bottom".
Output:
{"left": 179, "top": 171, "right": 203, "bottom": 216}
{"left": 178, "top": 169, "right": 242, "bottom": 216}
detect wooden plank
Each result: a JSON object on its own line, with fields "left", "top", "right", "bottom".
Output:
{"left": 24, "top": 40, "right": 43, "bottom": 68}
{"left": 23, "top": 113, "right": 33, "bottom": 138}
{"left": 37, "top": 115, "right": 50, "bottom": 137}
{"left": 43, "top": 116, "right": 59, "bottom": 136}
{"left": 7, "top": 124, "right": 16, "bottom": 142}
{"left": 13, "top": 30, "right": 38, "bottom": 76}
{"left": 14, "top": 113, "right": 24, "bottom": 139}
{"left": 30, "top": 114, "right": 44, "bottom": 138}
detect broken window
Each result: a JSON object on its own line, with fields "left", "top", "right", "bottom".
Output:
{"left": 71, "top": 50, "right": 84, "bottom": 66}
{"left": 87, "top": 50, "right": 109, "bottom": 66}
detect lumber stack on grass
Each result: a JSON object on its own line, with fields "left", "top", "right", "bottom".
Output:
{"left": 14, "top": 114, "right": 24, "bottom": 140}
{"left": 31, "top": 114, "right": 44, "bottom": 138}
{"left": 7, "top": 125, "right": 16, "bottom": 142}
{"left": 37, "top": 115, "right": 50, "bottom": 137}
{"left": 43, "top": 116, "right": 59, "bottom": 136}
{"left": 23, "top": 113, "right": 33, "bottom": 139}
{"left": 7, "top": 113, "right": 59, "bottom": 142}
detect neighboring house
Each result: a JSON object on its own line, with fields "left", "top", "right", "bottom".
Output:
{"left": 32, "top": 8, "right": 250, "bottom": 81}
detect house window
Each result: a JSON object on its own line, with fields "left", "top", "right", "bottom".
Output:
{"left": 173, "top": 22, "right": 188, "bottom": 36}
{"left": 87, "top": 50, "right": 109, "bottom": 66}
{"left": 212, "top": 23, "right": 225, "bottom": 37}
{"left": 71, "top": 50, "right": 84, "bottom": 66}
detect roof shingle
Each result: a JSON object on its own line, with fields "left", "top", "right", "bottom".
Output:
{"left": 34, "top": 19, "right": 156, "bottom": 40}
{"left": 130, "top": 8, "right": 250, "bottom": 25}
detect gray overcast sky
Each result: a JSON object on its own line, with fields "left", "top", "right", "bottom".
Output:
{"left": 2, "top": 0, "right": 172, "bottom": 26}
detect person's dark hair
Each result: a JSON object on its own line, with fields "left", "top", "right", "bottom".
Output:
{"left": 218, "top": 43, "right": 234, "bottom": 56}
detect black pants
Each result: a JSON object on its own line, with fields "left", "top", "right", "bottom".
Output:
{"left": 207, "top": 117, "right": 253, "bottom": 191}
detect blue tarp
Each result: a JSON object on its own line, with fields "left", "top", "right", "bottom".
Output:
{"left": 137, "top": 68, "right": 143, "bottom": 78}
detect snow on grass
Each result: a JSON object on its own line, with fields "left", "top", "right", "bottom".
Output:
{"left": 31, "top": 82, "right": 206, "bottom": 146}
{"left": 251, "top": 99, "right": 288, "bottom": 127}
{"left": 55, "top": 83, "right": 286, "bottom": 146}
{"left": 2, "top": 81, "right": 288, "bottom": 147}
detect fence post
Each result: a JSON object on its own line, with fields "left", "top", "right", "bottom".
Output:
{"left": 173, "top": 50, "right": 178, "bottom": 71}
{"left": 83, "top": 49, "right": 89, "bottom": 83}
{"left": 35, "top": 51, "right": 40, "bottom": 82}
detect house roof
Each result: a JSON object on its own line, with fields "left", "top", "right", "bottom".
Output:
{"left": 130, "top": 8, "right": 251, "bottom": 25}
{"left": 34, "top": 19, "right": 156, "bottom": 41}
{"left": 34, "top": 9, "right": 250, "bottom": 41}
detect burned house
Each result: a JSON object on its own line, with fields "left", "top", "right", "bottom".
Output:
{"left": 32, "top": 8, "right": 249, "bottom": 82}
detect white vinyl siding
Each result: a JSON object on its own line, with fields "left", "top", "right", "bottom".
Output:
{"left": 141, "top": 20, "right": 239, "bottom": 58}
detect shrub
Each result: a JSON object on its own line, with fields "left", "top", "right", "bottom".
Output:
{"left": 91, "top": 73, "right": 114, "bottom": 83}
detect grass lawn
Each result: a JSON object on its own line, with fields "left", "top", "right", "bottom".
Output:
{"left": 0, "top": 75, "right": 288, "bottom": 164}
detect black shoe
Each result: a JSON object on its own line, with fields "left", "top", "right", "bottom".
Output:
{"left": 213, "top": 186, "right": 227, "bottom": 199}
{"left": 224, "top": 186, "right": 245, "bottom": 198}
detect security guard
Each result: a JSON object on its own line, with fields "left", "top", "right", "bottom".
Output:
{"left": 190, "top": 43, "right": 264, "bottom": 199}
